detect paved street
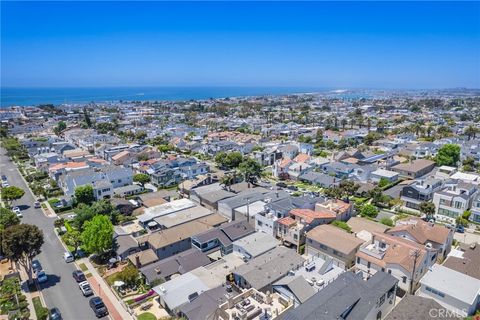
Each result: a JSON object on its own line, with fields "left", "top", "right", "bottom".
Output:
{"left": 1, "top": 148, "right": 98, "bottom": 320}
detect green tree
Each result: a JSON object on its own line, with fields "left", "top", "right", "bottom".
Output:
{"left": 1, "top": 186, "right": 25, "bottom": 207}
{"left": 215, "top": 151, "right": 243, "bottom": 169}
{"left": 133, "top": 173, "right": 151, "bottom": 187}
{"left": 0, "top": 207, "right": 20, "bottom": 231}
{"left": 74, "top": 185, "right": 95, "bottom": 205}
{"left": 360, "top": 204, "right": 378, "bottom": 218}
{"left": 53, "top": 121, "right": 67, "bottom": 136}
{"left": 73, "top": 200, "right": 119, "bottom": 230}
{"left": 455, "top": 216, "right": 469, "bottom": 227}
{"left": 64, "top": 230, "right": 82, "bottom": 257}
{"left": 82, "top": 215, "right": 113, "bottom": 255}
{"left": 419, "top": 201, "right": 436, "bottom": 220}
{"left": 378, "top": 177, "right": 390, "bottom": 188}
{"left": 116, "top": 265, "right": 139, "bottom": 287}
{"left": 238, "top": 158, "right": 262, "bottom": 183}
{"left": 1, "top": 224, "right": 44, "bottom": 283}
{"left": 435, "top": 144, "right": 460, "bottom": 166}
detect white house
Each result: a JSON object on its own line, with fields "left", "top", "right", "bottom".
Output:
{"left": 418, "top": 264, "right": 480, "bottom": 317}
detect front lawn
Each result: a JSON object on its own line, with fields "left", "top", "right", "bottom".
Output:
{"left": 137, "top": 312, "right": 156, "bottom": 320}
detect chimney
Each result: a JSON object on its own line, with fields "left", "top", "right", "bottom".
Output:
{"left": 135, "top": 255, "right": 141, "bottom": 268}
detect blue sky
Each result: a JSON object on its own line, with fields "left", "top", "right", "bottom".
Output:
{"left": 1, "top": 1, "right": 479, "bottom": 88}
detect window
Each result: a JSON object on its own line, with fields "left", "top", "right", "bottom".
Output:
{"left": 357, "top": 257, "right": 360, "bottom": 264}
{"left": 454, "top": 201, "right": 462, "bottom": 209}
{"left": 367, "top": 262, "right": 371, "bottom": 269}
{"left": 382, "top": 268, "right": 385, "bottom": 272}
{"left": 388, "top": 270, "right": 392, "bottom": 274}
{"left": 257, "top": 221, "right": 263, "bottom": 227}
{"left": 378, "top": 294, "right": 385, "bottom": 307}
{"left": 425, "top": 286, "right": 445, "bottom": 298}
{"left": 293, "top": 234, "right": 298, "bottom": 240}
{"left": 402, "top": 276, "right": 407, "bottom": 283}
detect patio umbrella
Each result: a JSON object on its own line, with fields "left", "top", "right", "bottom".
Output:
{"left": 113, "top": 281, "right": 125, "bottom": 287}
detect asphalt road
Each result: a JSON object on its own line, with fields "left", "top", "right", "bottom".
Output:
{"left": 1, "top": 148, "right": 97, "bottom": 320}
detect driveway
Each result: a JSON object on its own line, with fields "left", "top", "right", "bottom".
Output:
{"left": 1, "top": 148, "right": 98, "bottom": 320}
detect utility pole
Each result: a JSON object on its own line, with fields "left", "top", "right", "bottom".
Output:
{"left": 409, "top": 249, "right": 421, "bottom": 294}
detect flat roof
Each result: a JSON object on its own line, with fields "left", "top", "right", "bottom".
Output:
{"left": 420, "top": 264, "right": 480, "bottom": 304}
{"left": 154, "top": 205, "right": 213, "bottom": 229}
{"left": 138, "top": 198, "right": 196, "bottom": 223}
{"left": 233, "top": 232, "right": 280, "bottom": 258}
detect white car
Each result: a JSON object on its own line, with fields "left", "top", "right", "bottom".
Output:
{"left": 2, "top": 181, "right": 9, "bottom": 188}
{"left": 12, "top": 206, "right": 22, "bottom": 217}
{"left": 63, "top": 252, "right": 74, "bottom": 263}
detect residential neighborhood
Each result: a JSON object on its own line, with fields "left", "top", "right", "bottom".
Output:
{"left": 1, "top": 91, "right": 480, "bottom": 320}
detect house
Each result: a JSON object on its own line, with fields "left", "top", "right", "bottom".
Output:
{"left": 113, "top": 184, "right": 144, "bottom": 197}
{"left": 34, "top": 152, "right": 62, "bottom": 171}
{"left": 443, "top": 242, "right": 480, "bottom": 280}
{"left": 127, "top": 249, "right": 158, "bottom": 269}
{"left": 151, "top": 167, "right": 182, "bottom": 188}
{"left": 212, "top": 287, "right": 293, "bottom": 320}
{"left": 315, "top": 199, "right": 353, "bottom": 221}
{"left": 48, "top": 161, "right": 89, "bottom": 180}
{"left": 59, "top": 165, "right": 133, "bottom": 200}
{"left": 177, "top": 285, "right": 238, "bottom": 320}
{"left": 137, "top": 198, "right": 197, "bottom": 227}
{"left": 279, "top": 144, "right": 299, "bottom": 159}
{"left": 298, "top": 171, "right": 339, "bottom": 188}
{"left": 418, "top": 264, "right": 480, "bottom": 317}
{"left": 232, "top": 232, "right": 280, "bottom": 260}
{"left": 347, "top": 217, "right": 389, "bottom": 242}
{"left": 139, "top": 248, "right": 211, "bottom": 284}
{"left": 433, "top": 181, "right": 478, "bottom": 220}
{"left": 305, "top": 224, "right": 364, "bottom": 269}
{"left": 139, "top": 219, "right": 214, "bottom": 259}
{"left": 189, "top": 183, "right": 235, "bottom": 211}
{"left": 191, "top": 220, "right": 255, "bottom": 255}
{"left": 391, "top": 159, "right": 436, "bottom": 179}
{"left": 154, "top": 254, "right": 245, "bottom": 312}
{"left": 400, "top": 177, "right": 443, "bottom": 212}
{"left": 355, "top": 232, "right": 436, "bottom": 293}
{"left": 371, "top": 169, "right": 399, "bottom": 184}
{"left": 386, "top": 217, "right": 454, "bottom": 259}
{"left": 114, "top": 234, "right": 140, "bottom": 260}
{"left": 272, "top": 255, "right": 345, "bottom": 306}
{"left": 276, "top": 209, "right": 335, "bottom": 250}
{"left": 283, "top": 271, "right": 398, "bottom": 320}
{"left": 385, "top": 295, "right": 457, "bottom": 320}
{"left": 254, "top": 196, "right": 324, "bottom": 236}
{"left": 233, "top": 246, "right": 305, "bottom": 292}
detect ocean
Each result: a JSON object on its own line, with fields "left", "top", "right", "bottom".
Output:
{"left": 0, "top": 86, "right": 333, "bottom": 107}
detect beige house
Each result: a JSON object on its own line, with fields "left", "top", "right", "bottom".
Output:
{"left": 306, "top": 224, "right": 364, "bottom": 269}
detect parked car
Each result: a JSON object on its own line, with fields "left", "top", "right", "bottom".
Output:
{"left": 89, "top": 297, "right": 108, "bottom": 318}
{"left": 287, "top": 185, "right": 298, "bottom": 191}
{"left": 456, "top": 225, "right": 465, "bottom": 233}
{"left": 37, "top": 271, "right": 48, "bottom": 284}
{"left": 276, "top": 182, "right": 288, "bottom": 188}
{"left": 79, "top": 281, "right": 94, "bottom": 297}
{"left": 1, "top": 175, "right": 7, "bottom": 182}
{"left": 34, "top": 201, "right": 41, "bottom": 209}
{"left": 63, "top": 252, "right": 74, "bottom": 263}
{"left": 1, "top": 181, "right": 9, "bottom": 188}
{"left": 72, "top": 270, "right": 86, "bottom": 282}
{"left": 12, "top": 206, "right": 21, "bottom": 216}
{"left": 32, "top": 260, "right": 42, "bottom": 274}
{"left": 49, "top": 308, "right": 62, "bottom": 320}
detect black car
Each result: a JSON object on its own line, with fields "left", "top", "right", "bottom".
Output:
{"left": 49, "top": 308, "right": 62, "bottom": 320}
{"left": 72, "top": 270, "right": 86, "bottom": 282}
{"left": 276, "top": 182, "right": 288, "bottom": 188}
{"left": 89, "top": 297, "right": 108, "bottom": 318}
{"left": 1, "top": 175, "right": 7, "bottom": 182}
{"left": 32, "top": 260, "right": 42, "bottom": 273}
{"left": 287, "top": 185, "right": 298, "bottom": 191}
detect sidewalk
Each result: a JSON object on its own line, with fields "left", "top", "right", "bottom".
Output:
{"left": 18, "top": 267, "right": 40, "bottom": 320}
{"left": 80, "top": 259, "right": 134, "bottom": 320}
